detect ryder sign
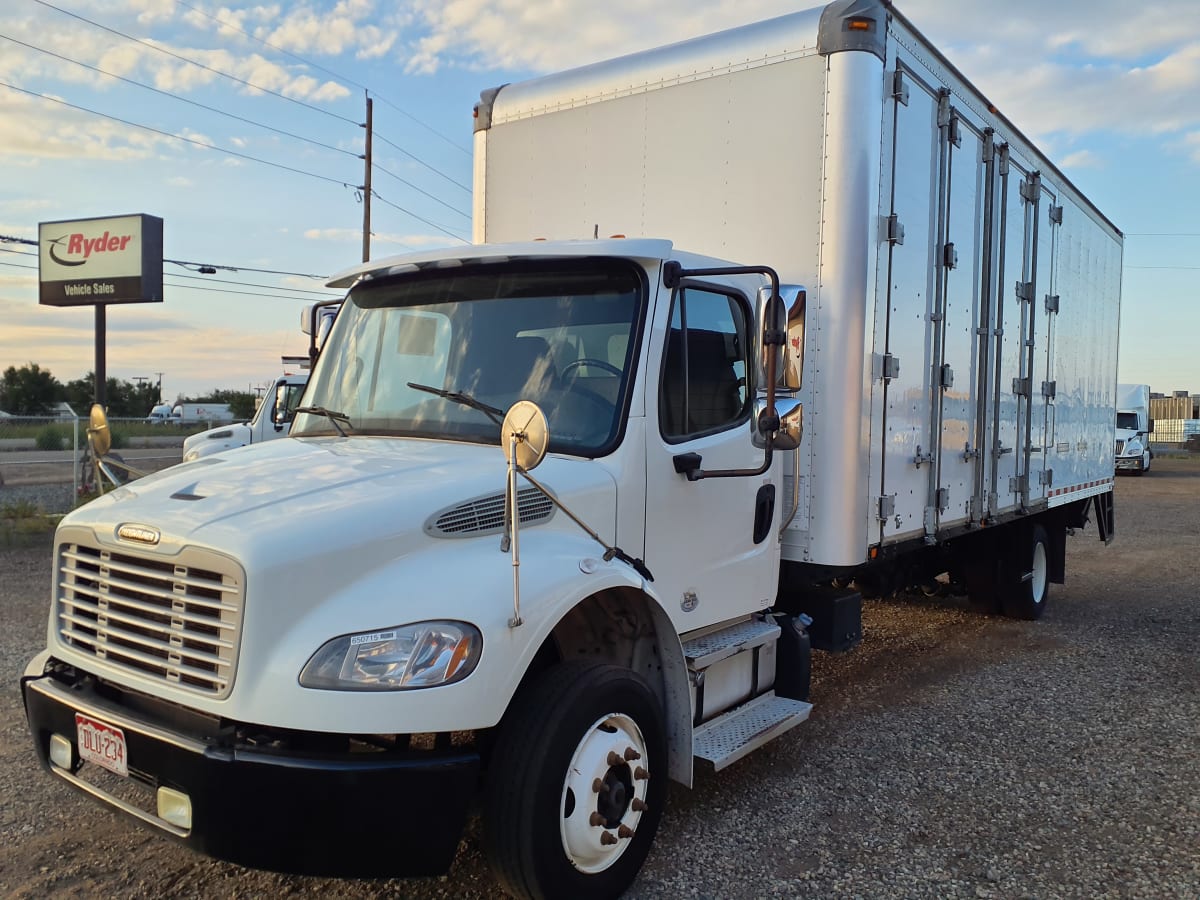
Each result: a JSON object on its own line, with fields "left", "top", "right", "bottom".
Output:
{"left": 38, "top": 214, "right": 163, "bottom": 306}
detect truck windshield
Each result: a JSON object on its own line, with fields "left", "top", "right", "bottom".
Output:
{"left": 294, "top": 258, "right": 646, "bottom": 456}
{"left": 1116, "top": 412, "right": 1139, "bottom": 429}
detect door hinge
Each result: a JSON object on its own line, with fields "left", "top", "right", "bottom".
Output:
{"left": 881, "top": 352, "right": 901, "bottom": 381}
{"left": 1041, "top": 380, "right": 1057, "bottom": 399}
{"left": 937, "top": 89, "right": 951, "bottom": 128}
{"left": 1049, "top": 204, "right": 1063, "bottom": 225}
{"left": 1045, "top": 294, "right": 1060, "bottom": 314}
{"left": 1009, "top": 474, "right": 1028, "bottom": 496}
{"left": 942, "top": 241, "right": 958, "bottom": 269}
{"left": 914, "top": 445, "right": 934, "bottom": 468}
{"left": 892, "top": 69, "right": 910, "bottom": 106}
{"left": 1039, "top": 469, "right": 1054, "bottom": 487}
{"left": 1015, "top": 281, "right": 1034, "bottom": 303}
{"left": 947, "top": 115, "right": 962, "bottom": 148}
{"left": 887, "top": 213, "right": 905, "bottom": 245}
{"left": 1020, "top": 172, "right": 1042, "bottom": 203}
{"left": 962, "top": 442, "right": 980, "bottom": 461}
{"left": 940, "top": 364, "right": 955, "bottom": 389}
{"left": 936, "top": 487, "right": 950, "bottom": 512}
{"left": 1012, "top": 376, "right": 1031, "bottom": 397}
{"left": 998, "top": 143, "right": 1010, "bottom": 176}
{"left": 878, "top": 494, "right": 896, "bottom": 520}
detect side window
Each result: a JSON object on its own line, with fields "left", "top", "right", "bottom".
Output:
{"left": 659, "top": 285, "right": 751, "bottom": 441}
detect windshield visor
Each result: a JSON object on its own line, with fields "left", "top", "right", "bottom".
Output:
{"left": 295, "top": 258, "right": 646, "bottom": 456}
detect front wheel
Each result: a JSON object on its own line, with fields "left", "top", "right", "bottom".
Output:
{"left": 483, "top": 661, "right": 666, "bottom": 899}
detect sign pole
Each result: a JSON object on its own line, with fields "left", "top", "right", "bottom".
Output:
{"left": 95, "top": 304, "right": 107, "bottom": 406}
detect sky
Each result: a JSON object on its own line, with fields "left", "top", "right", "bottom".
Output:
{"left": 1, "top": 0, "right": 1198, "bottom": 405}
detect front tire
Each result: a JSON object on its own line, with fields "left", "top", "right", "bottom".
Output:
{"left": 483, "top": 661, "right": 666, "bottom": 899}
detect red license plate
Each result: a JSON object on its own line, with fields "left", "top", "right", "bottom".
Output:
{"left": 75, "top": 713, "right": 128, "bottom": 777}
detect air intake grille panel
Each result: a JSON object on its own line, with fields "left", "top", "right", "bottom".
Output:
{"left": 427, "top": 488, "right": 554, "bottom": 538}
{"left": 55, "top": 542, "right": 244, "bottom": 698}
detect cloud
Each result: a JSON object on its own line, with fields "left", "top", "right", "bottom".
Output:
{"left": 1060, "top": 149, "right": 1103, "bottom": 169}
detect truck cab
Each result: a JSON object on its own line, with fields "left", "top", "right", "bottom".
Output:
{"left": 22, "top": 239, "right": 807, "bottom": 897}
{"left": 1115, "top": 383, "right": 1153, "bottom": 474}
{"left": 181, "top": 373, "right": 307, "bottom": 461}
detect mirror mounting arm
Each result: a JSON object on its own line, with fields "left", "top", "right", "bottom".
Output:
{"left": 662, "top": 260, "right": 784, "bottom": 481}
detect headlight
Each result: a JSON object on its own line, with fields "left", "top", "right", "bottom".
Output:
{"left": 299, "top": 621, "right": 482, "bottom": 691}
{"left": 182, "top": 448, "right": 201, "bottom": 462}
{"left": 1124, "top": 440, "right": 1142, "bottom": 455}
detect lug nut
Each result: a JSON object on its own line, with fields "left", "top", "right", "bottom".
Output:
{"left": 634, "top": 766, "right": 648, "bottom": 781}
{"left": 617, "top": 824, "right": 635, "bottom": 839}
{"left": 589, "top": 812, "right": 606, "bottom": 827}
{"left": 624, "top": 746, "right": 641, "bottom": 761}
{"left": 631, "top": 798, "right": 647, "bottom": 812}
{"left": 592, "top": 778, "right": 607, "bottom": 793}
{"left": 607, "top": 751, "right": 623, "bottom": 766}
{"left": 600, "top": 831, "right": 618, "bottom": 846}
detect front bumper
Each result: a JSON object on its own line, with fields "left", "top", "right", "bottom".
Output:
{"left": 1115, "top": 456, "right": 1145, "bottom": 471}
{"left": 21, "top": 657, "right": 479, "bottom": 877}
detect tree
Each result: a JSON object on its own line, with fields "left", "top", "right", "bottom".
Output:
{"left": 182, "top": 388, "right": 256, "bottom": 420}
{"left": 63, "top": 373, "right": 160, "bottom": 418}
{"left": 0, "top": 363, "right": 62, "bottom": 415}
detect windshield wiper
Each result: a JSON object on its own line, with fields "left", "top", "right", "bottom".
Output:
{"left": 407, "top": 382, "right": 505, "bottom": 426}
{"left": 294, "top": 406, "right": 353, "bottom": 437}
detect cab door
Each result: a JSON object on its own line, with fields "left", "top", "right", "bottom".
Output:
{"left": 643, "top": 279, "right": 780, "bottom": 633}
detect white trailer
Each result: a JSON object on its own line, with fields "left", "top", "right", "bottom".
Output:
{"left": 1115, "top": 383, "right": 1152, "bottom": 474}
{"left": 21, "top": 2, "right": 1120, "bottom": 897}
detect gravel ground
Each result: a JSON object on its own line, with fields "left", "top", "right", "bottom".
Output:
{"left": 1, "top": 462, "right": 1197, "bottom": 898}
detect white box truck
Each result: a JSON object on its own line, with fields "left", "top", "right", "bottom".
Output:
{"left": 21, "top": 2, "right": 1121, "bottom": 896}
{"left": 1114, "top": 383, "right": 1152, "bottom": 474}
{"left": 181, "top": 371, "right": 308, "bottom": 461}
{"left": 181, "top": 301, "right": 342, "bottom": 460}
{"left": 169, "top": 402, "right": 234, "bottom": 426}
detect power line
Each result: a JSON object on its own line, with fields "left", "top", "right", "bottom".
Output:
{"left": 372, "top": 131, "right": 472, "bottom": 194}
{"left": 0, "top": 80, "right": 356, "bottom": 189}
{"left": 170, "top": 0, "right": 471, "bottom": 157}
{"left": 0, "top": 32, "right": 361, "bottom": 160}
{"left": 372, "top": 160, "right": 470, "bottom": 219}
{"left": 369, "top": 191, "right": 470, "bottom": 243}
{"left": 164, "top": 259, "right": 330, "bottom": 279}
{"left": 33, "top": 0, "right": 361, "bottom": 127}
{"left": 168, "top": 271, "right": 341, "bottom": 296}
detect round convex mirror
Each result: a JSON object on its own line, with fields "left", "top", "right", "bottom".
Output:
{"left": 501, "top": 401, "right": 550, "bottom": 471}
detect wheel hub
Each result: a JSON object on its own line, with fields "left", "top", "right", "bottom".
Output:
{"left": 559, "top": 713, "right": 649, "bottom": 874}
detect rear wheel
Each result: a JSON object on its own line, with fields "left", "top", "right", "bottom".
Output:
{"left": 483, "top": 661, "right": 666, "bottom": 899}
{"left": 1000, "top": 524, "right": 1051, "bottom": 620}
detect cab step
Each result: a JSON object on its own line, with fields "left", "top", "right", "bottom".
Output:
{"left": 683, "top": 616, "right": 779, "bottom": 671}
{"left": 693, "top": 691, "right": 813, "bottom": 771}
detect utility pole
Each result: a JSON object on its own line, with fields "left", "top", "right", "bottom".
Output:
{"left": 362, "top": 92, "right": 373, "bottom": 264}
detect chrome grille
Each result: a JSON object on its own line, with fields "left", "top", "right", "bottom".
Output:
{"left": 56, "top": 542, "right": 244, "bottom": 698}
{"left": 1115, "top": 440, "right": 1124, "bottom": 454}
{"left": 428, "top": 488, "right": 554, "bottom": 537}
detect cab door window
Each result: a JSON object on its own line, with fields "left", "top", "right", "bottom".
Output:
{"left": 659, "top": 286, "right": 751, "bottom": 441}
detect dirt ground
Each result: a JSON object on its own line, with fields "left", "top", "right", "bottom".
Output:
{"left": 0, "top": 460, "right": 1197, "bottom": 898}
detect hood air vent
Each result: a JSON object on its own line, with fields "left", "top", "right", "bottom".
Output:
{"left": 426, "top": 487, "right": 554, "bottom": 538}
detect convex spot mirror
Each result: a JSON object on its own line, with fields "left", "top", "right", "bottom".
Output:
{"left": 753, "top": 396, "right": 804, "bottom": 451}
{"left": 755, "top": 284, "right": 807, "bottom": 393}
{"left": 88, "top": 403, "right": 112, "bottom": 457}
{"left": 502, "top": 401, "right": 550, "bottom": 471}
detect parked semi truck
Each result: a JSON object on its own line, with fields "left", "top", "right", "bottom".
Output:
{"left": 21, "top": 2, "right": 1121, "bottom": 897}
{"left": 1114, "top": 383, "right": 1152, "bottom": 474}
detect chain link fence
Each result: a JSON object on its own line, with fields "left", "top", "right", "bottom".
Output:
{"left": 0, "top": 415, "right": 184, "bottom": 515}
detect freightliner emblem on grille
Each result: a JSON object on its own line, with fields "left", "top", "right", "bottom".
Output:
{"left": 117, "top": 524, "right": 160, "bottom": 545}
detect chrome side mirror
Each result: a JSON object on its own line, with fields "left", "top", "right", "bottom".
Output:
{"left": 753, "top": 395, "right": 803, "bottom": 450}
{"left": 756, "top": 284, "right": 806, "bottom": 392}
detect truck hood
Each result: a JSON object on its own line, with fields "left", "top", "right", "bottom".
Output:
{"left": 66, "top": 437, "right": 618, "bottom": 567}
{"left": 182, "top": 422, "right": 253, "bottom": 459}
